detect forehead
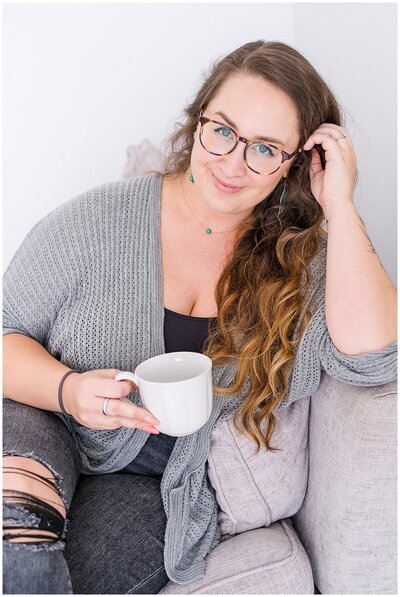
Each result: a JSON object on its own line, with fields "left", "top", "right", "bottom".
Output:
{"left": 207, "top": 73, "right": 299, "bottom": 144}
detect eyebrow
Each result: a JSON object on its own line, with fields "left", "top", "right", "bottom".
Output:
{"left": 213, "top": 111, "right": 285, "bottom": 146}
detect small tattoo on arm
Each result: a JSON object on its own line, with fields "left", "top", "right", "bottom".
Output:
{"left": 358, "top": 216, "right": 386, "bottom": 271}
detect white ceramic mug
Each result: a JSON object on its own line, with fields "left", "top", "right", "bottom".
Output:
{"left": 114, "top": 351, "right": 213, "bottom": 436}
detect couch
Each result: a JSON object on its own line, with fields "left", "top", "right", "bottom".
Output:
{"left": 122, "top": 143, "right": 397, "bottom": 594}
{"left": 160, "top": 372, "right": 397, "bottom": 594}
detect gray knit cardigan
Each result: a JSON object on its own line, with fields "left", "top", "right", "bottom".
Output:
{"left": 3, "top": 174, "right": 397, "bottom": 584}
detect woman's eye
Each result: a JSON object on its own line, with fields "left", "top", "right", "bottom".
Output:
{"left": 215, "top": 126, "right": 234, "bottom": 138}
{"left": 252, "top": 143, "right": 275, "bottom": 156}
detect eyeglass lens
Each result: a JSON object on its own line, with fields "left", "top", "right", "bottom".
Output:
{"left": 201, "top": 121, "right": 282, "bottom": 175}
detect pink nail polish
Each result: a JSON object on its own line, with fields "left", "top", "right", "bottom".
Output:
{"left": 145, "top": 417, "right": 159, "bottom": 425}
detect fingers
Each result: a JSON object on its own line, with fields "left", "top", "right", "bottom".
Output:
{"left": 306, "top": 124, "right": 347, "bottom": 137}
{"left": 79, "top": 370, "right": 138, "bottom": 399}
{"left": 311, "top": 124, "right": 347, "bottom": 135}
{"left": 96, "top": 398, "right": 160, "bottom": 433}
{"left": 304, "top": 125, "right": 352, "bottom": 151}
{"left": 76, "top": 422, "right": 159, "bottom": 433}
{"left": 309, "top": 149, "right": 323, "bottom": 178}
{"left": 73, "top": 370, "right": 161, "bottom": 433}
{"left": 89, "top": 421, "right": 160, "bottom": 433}
{"left": 303, "top": 132, "right": 340, "bottom": 153}
{"left": 92, "top": 369, "right": 121, "bottom": 378}
{"left": 93, "top": 378, "right": 137, "bottom": 399}
{"left": 106, "top": 397, "right": 160, "bottom": 426}
{"left": 80, "top": 412, "right": 160, "bottom": 433}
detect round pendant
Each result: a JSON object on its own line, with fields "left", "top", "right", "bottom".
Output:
{"left": 206, "top": 228, "right": 212, "bottom": 235}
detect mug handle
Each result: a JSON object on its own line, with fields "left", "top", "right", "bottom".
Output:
{"left": 115, "top": 371, "right": 139, "bottom": 404}
{"left": 115, "top": 371, "right": 139, "bottom": 386}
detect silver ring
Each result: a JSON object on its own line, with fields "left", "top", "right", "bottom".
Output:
{"left": 335, "top": 133, "right": 347, "bottom": 142}
{"left": 102, "top": 398, "right": 110, "bottom": 416}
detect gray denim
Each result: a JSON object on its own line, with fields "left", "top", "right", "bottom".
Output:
{"left": 3, "top": 397, "right": 175, "bottom": 594}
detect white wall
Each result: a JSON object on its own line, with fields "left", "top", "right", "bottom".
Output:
{"left": 293, "top": 2, "right": 397, "bottom": 284}
{"left": 3, "top": 2, "right": 397, "bottom": 284}
{"left": 3, "top": 2, "right": 294, "bottom": 270}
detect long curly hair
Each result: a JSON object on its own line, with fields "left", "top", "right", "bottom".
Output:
{"left": 156, "top": 40, "right": 345, "bottom": 452}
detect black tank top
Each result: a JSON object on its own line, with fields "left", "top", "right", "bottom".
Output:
{"left": 163, "top": 307, "right": 217, "bottom": 353}
{"left": 121, "top": 308, "right": 217, "bottom": 478}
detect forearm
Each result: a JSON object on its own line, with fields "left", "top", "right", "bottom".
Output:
{"left": 325, "top": 202, "right": 397, "bottom": 355}
{"left": 3, "top": 333, "right": 73, "bottom": 412}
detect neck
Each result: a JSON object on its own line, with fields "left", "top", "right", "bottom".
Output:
{"left": 175, "top": 172, "right": 252, "bottom": 237}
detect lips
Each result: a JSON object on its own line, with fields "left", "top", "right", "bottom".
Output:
{"left": 212, "top": 174, "right": 243, "bottom": 193}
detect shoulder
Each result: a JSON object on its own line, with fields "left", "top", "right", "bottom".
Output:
{"left": 52, "top": 173, "right": 161, "bottom": 220}
{"left": 28, "top": 173, "right": 163, "bottom": 238}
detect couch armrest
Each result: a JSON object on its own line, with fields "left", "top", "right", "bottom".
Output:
{"left": 292, "top": 371, "right": 397, "bottom": 594}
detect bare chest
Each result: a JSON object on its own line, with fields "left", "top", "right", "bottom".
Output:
{"left": 160, "top": 200, "right": 230, "bottom": 318}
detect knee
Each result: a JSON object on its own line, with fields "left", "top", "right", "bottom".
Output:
{"left": 3, "top": 455, "right": 67, "bottom": 546}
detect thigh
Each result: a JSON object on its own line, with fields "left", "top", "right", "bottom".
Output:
{"left": 3, "top": 396, "right": 81, "bottom": 510}
{"left": 64, "top": 473, "right": 169, "bottom": 594}
{"left": 3, "top": 397, "right": 81, "bottom": 594}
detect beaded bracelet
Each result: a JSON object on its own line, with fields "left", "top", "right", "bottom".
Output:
{"left": 58, "top": 369, "right": 80, "bottom": 416}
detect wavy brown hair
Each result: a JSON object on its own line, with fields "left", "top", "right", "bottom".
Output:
{"left": 156, "top": 40, "right": 346, "bottom": 452}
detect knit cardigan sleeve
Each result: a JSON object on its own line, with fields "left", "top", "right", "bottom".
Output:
{"left": 281, "top": 237, "right": 397, "bottom": 408}
{"left": 3, "top": 197, "right": 83, "bottom": 344}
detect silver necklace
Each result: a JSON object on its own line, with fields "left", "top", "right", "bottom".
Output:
{"left": 180, "top": 178, "right": 239, "bottom": 235}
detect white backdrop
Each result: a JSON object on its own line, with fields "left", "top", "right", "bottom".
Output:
{"left": 3, "top": 2, "right": 397, "bottom": 284}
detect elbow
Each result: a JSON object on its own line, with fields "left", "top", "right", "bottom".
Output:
{"left": 331, "top": 334, "right": 397, "bottom": 357}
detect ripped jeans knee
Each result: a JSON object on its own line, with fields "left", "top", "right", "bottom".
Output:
{"left": 3, "top": 457, "right": 68, "bottom": 551}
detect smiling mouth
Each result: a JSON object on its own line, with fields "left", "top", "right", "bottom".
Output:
{"left": 212, "top": 174, "right": 243, "bottom": 192}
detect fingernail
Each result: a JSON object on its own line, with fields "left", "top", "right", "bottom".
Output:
{"left": 145, "top": 426, "right": 160, "bottom": 434}
{"left": 145, "top": 417, "right": 159, "bottom": 425}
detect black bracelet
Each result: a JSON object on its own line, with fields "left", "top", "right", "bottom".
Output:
{"left": 58, "top": 369, "right": 80, "bottom": 416}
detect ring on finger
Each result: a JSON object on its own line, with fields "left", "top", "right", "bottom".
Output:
{"left": 335, "top": 133, "right": 347, "bottom": 142}
{"left": 102, "top": 397, "right": 110, "bottom": 416}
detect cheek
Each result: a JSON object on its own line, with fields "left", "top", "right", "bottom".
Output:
{"left": 191, "top": 150, "right": 224, "bottom": 184}
{"left": 256, "top": 175, "right": 281, "bottom": 198}
{"left": 192, "top": 142, "right": 219, "bottom": 168}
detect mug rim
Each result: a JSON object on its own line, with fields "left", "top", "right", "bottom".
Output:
{"left": 135, "top": 351, "right": 212, "bottom": 385}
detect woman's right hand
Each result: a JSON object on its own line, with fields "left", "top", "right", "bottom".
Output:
{"left": 61, "top": 369, "right": 160, "bottom": 433}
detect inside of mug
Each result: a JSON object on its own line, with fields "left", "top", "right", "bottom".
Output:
{"left": 137, "top": 354, "right": 209, "bottom": 384}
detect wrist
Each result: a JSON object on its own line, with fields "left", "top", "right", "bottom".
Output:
{"left": 324, "top": 199, "right": 356, "bottom": 221}
{"left": 58, "top": 370, "right": 80, "bottom": 415}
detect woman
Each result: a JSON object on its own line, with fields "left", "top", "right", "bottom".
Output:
{"left": 3, "top": 40, "right": 397, "bottom": 594}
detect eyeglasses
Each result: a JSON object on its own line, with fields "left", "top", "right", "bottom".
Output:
{"left": 198, "top": 114, "right": 302, "bottom": 176}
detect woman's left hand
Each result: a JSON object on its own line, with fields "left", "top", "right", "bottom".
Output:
{"left": 303, "top": 124, "right": 357, "bottom": 218}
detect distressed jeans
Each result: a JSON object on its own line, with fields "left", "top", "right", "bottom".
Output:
{"left": 3, "top": 396, "right": 176, "bottom": 594}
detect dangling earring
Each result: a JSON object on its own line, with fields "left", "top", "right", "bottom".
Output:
{"left": 278, "top": 178, "right": 288, "bottom": 216}
{"left": 189, "top": 172, "right": 195, "bottom": 184}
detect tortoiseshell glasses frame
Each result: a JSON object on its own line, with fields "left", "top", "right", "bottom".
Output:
{"left": 198, "top": 114, "right": 302, "bottom": 176}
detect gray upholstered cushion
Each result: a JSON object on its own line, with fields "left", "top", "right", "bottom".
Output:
{"left": 160, "top": 518, "right": 314, "bottom": 594}
{"left": 208, "top": 394, "right": 310, "bottom": 536}
{"left": 292, "top": 372, "right": 397, "bottom": 594}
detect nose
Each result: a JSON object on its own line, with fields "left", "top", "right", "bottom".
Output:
{"left": 219, "top": 141, "right": 247, "bottom": 177}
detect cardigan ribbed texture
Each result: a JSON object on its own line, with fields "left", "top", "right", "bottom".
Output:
{"left": 3, "top": 173, "right": 397, "bottom": 584}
